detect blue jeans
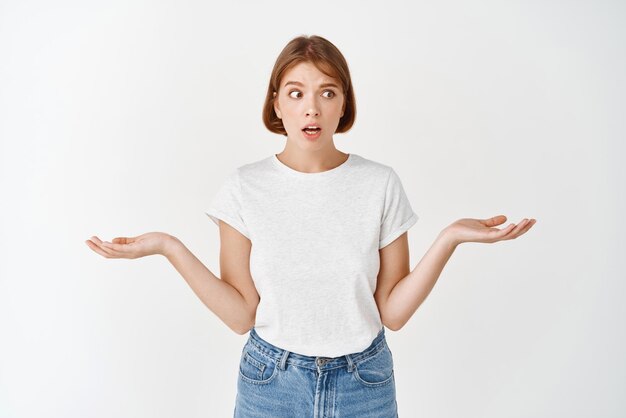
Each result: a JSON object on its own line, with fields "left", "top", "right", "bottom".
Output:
{"left": 234, "top": 326, "right": 398, "bottom": 417}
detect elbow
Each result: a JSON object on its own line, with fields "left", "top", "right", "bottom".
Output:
{"left": 233, "top": 320, "right": 253, "bottom": 335}
{"left": 234, "top": 327, "right": 249, "bottom": 335}
{"left": 232, "top": 324, "right": 251, "bottom": 335}
{"left": 382, "top": 315, "right": 403, "bottom": 332}
{"left": 384, "top": 321, "right": 402, "bottom": 332}
{"left": 233, "top": 315, "right": 255, "bottom": 335}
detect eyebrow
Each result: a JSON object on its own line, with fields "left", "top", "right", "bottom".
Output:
{"left": 283, "top": 80, "right": 340, "bottom": 89}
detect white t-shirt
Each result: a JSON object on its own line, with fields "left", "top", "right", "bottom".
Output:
{"left": 205, "top": 153, "right": 418, "bottom": 357}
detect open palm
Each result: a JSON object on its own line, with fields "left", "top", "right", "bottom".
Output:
{"left": 85, "top": 232, "right": 171, "bottom": 259}
{"left": 446, "top": 215, "right": 536, "bottom": 246}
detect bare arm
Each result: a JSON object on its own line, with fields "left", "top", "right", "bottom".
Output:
{"left": 163, "top": 236, "right": 255, "bottom": 335}
{"left": 86, "top": 232, "right": 254, "bottom": 335}
{"left": 383, "top": 230, "right": 457, "bottom": 331}
{"left": 381, "top": 216, "right": 535, "bottom": 331}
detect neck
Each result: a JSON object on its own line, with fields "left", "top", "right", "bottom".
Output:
{"left": 276, "top": 146, "right": 349, "bottom": 174}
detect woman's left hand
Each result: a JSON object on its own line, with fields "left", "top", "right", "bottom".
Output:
{"left": 443, "top": 215, "right": 536, "bottom": 247}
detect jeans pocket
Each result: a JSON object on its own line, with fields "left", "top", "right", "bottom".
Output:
{"left": 238, "top": 342, "right": 279, "bottom": 385}
{"left": 353, "top": 341, "right": 395, "bottom": 387}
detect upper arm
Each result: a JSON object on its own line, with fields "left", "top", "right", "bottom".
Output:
{"left": 374, "top": 232, "right": 411, "bottom": 330}
{"left": 218, "top": 220, "right": 259, "bottom": 328}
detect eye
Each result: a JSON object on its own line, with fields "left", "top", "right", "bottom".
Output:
{"left": 287, "top": 89, "right": 337, "bottom": 99}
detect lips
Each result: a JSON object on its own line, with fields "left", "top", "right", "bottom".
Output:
{"left": 302, "top": 124, "right": 321, "bottom": 133}
{"left": 302, "top": 128, "right": 322, "bottom": 139}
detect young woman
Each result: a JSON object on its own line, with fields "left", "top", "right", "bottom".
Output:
{"left": 86, "top": 35, "right": 536, "bottom": 417}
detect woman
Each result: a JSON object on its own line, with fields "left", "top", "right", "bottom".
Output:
{"left": 86, "top": 35, "right": 536, "bottom": 417}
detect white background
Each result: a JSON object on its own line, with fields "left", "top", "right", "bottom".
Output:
{"left": 1, "top": 0, "right": 624, "bottom": 417}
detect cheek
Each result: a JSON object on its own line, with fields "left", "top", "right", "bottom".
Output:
{"left": 330, "top": 102, "right": 342, "bottom": 113}
{"left": 330, "top": 98, "right": 344, "bottom": 112}
{"left": 278, "top": 100, "right": 296, "bottom": 116}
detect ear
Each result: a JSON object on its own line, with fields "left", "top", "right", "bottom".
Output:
{"left": 273, "top": 91, "right": 281, "bottom": 119}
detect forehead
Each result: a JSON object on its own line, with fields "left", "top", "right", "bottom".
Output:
{"left": 280, "top": 61, "right": 339, "bottom": 87}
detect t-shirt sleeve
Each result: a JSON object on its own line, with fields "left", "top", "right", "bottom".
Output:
{"left": 205, "top": 168, "right": 250, "bottom": 239}
{"left": 379, "top": 168, "right": 419, "bottom": 249}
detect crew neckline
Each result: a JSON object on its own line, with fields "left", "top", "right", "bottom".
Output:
{"left": 271, "top": 153, "right": 354, "bottom": 178}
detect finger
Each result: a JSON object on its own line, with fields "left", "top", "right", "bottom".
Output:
{"left": 91, "top": 236, "right": 113, "bottom": 246}
{"left": 516, "top": 219, "right": 536, "bottom": 237}
{"left": 101, "top": 241, "right": 128, "bottom": 252}
{"left": 484, "top": 215, "right": 507, "bottom": 227}
{"left": 494, "top": 223, "right": 517, "bottom": 239}
{"left": 89, "top": 238, "right": 121, "bottom": 255}
{"left": 99, "top": 244, "right": 126, "bottom": 258}
{"left": 100, "top": 242, "right": 131, "bottom": 258}
{"left": 97, "top": 240, "right": 119, "bottom": 253}
{"left": 90, "top": 236, "right": 131, "bottom": 257}
{"left": 86, "top": 240, "right": 115, "bottom": 258}
{"left": 91, "top": 236, "right": 103, "bottom": 244}
{"left": 503, "top": 219, "right": 530, "bottom": 239}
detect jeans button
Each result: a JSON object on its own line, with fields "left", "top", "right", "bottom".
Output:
{"left": 317, "top": 358, "right": 330, "bottom": 366}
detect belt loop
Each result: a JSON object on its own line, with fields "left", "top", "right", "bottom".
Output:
{"left": 345, "top": 354, "right": 355, "bottom": 372}
{"left": 279, "top": 349, "right": 290, "bottom": 370}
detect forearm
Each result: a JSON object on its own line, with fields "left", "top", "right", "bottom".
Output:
{"left": 385, "top": 229, "right": 458, "bottom": 330}
{"left": 162, "top": 236, "right": 253, "bottom": 334}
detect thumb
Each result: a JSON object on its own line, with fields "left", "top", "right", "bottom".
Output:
{"left": 487, "top": 215, "right": 507, "bottom": 225}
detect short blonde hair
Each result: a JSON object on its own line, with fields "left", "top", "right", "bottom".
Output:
{"left": 262, "top": 35, "right": 357, "bottom": 136}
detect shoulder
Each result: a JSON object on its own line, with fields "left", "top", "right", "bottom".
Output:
{"left": 221, "top": 156, "right": 275, "bottom": 187}
{"left": 235, "top": 155, "right": 275, "bottom": 178}
{"left": 348, "top": 153, "right": 396, "bottom": 180}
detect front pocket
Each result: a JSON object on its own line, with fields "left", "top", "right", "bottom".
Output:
{"left": 353, "top": 342, "right": 395, "bottom": 387}
{"left": 238, "top": 346, "right": 278, "bottom": 385}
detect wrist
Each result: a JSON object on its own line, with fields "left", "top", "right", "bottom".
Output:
{"left": 161, "top": 234, "right": 181, "bottom": 258}
{"left": 438, "top": 227, "right": 461, "bottom": 250}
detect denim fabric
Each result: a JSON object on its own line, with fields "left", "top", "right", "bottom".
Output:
{"left": 234, "top": 327, "right": 398, "bottom": 418}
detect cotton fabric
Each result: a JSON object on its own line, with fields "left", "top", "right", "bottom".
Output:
{"left": 205, "top": 153, "right": 418, "bottom": 357}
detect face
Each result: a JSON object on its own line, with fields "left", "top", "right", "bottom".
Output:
{"left": 273, "top": 61, "right": 345, "bottom": 150}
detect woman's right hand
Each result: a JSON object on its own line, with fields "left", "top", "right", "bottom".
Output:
{"left": 85, "top": 232, "right": 175, "bottom": 259}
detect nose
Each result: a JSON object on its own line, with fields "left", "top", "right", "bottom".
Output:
{"left": 304, "top": 96, "right": 320, "bottom": 117}
{"left": 305, "top": 107, "right": 320, "bottom": 118}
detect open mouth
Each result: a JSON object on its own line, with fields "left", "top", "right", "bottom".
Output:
{"left": 302, "top": 127, "right": 322, "bottom": 135}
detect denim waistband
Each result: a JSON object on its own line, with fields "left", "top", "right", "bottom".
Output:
{"left": 246, "top": 327, "right": 387, "bottom": 372}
